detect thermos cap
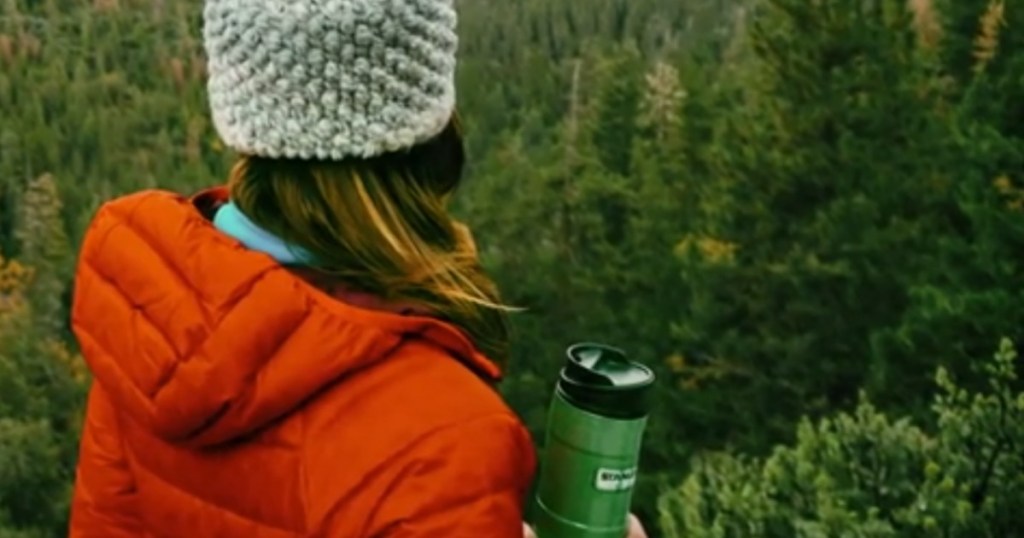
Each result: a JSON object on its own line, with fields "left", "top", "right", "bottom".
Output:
{"left": 557, "top": 343, "right": 655, "bottom": 420}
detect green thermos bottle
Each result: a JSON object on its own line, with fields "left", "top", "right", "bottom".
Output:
{"left": 533, "top": 343, "right": 656, "bottom": 538}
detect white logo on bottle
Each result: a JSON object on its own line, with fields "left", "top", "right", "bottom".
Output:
{"left": 594, "top": 467, "right": 637, "bottom": 492}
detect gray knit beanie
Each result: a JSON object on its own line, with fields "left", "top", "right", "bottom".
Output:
{"left": 203, "top": 0, "right": 457, "bottom": 161}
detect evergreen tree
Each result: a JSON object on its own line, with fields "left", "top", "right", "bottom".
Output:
{"left": 667, "top": 0, "right": 989, "bottom": 451}
{"left": 15, "top": 174, "right": 71, "bottom": 337}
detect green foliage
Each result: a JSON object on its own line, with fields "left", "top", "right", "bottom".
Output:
{"left": 15, "top": 174, "right": 72, "bottom": 336}
{"left": 0, "top": 419, "right": 65, "bottom": 532}
{"left": 1, "top": 0, "right": 1023, "bottom": 535}
{"left": 0, "top": 251, "right": 85, "bottom": 537}
{"left": 664, "top": 0, "right": 1024, "bottom": 459}
{"left": 657, "top": 338, "right": 1024, "bottom": 537}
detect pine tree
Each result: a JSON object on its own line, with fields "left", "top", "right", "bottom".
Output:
{"left": 15, "top": 174, "right": 71, "bottom": 337}
{"left": 590, "top": 44, "right": 643, "bottom": 177}
{"left": 669, "top": 0, "right": 971, "bottom": 449}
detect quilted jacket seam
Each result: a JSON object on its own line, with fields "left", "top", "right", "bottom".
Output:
{"left": 95, "top": 202, "right": 293, "bottom": 400}
{"left": 121, "top": 200, "right": 208, "bottom": 311}
{"left": 118, "top": 192, "right": 249, "bottom": 333}
{"left": 130, "top": 457, "right": 305, "bottom": 535}
{"left": 84, "top": 202, "right": 204, "bottom": 365}
{"left": 322, "top": 411, "right": 523, "bottom": 531}
{"left": 171, "top": 301, "right": 311, "bottom": 444}
{"left": 298, "top": 404, "right": 312, "bottom": 535}
{"left": 79, "top": 260, "right": 181, "bottom": 396}
{"left": 400, "top": 412, "right": 526, "bottom": 498}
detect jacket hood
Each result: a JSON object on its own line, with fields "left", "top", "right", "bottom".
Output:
{"left": 71, "top": 189, "right": 501, "bottom": 448}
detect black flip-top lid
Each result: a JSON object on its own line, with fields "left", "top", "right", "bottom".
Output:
{"left": 557, "top": 343, "right": 655, "bottom": 419}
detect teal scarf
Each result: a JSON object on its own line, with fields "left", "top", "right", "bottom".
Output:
{"left": 213, "top": 202, "right": 316, "bottom": 265}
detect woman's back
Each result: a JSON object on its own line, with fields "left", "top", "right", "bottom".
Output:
{"left": 70, "top": 188, "right": 535, "bottom": 537}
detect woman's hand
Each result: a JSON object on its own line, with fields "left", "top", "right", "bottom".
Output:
{"left": 626, "top": 514, "right": 648, "bottom": 538}
{"left": 523, "top": 514, "right": 647, "bottom": 538}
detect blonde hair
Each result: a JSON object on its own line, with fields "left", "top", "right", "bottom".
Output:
{"left": 228, "top": 115, "right": 512, "bottom": 365}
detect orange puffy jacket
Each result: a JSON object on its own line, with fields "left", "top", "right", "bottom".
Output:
{"left": 68, "top": 188, "right": 537, "bottom": 538}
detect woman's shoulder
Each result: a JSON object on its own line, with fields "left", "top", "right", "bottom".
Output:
{"left": 305, "top": 334, "right": 529, "bottom": 445}
{"left": 298, "top": 337, "right": 536, "bottom": 533}
{"left": 78, "top": 188, "right": 222, "bottom": 261}
{"left": 83, "top": 187, "right": 224, "bottom": 227}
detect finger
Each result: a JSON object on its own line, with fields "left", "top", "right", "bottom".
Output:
{"left": 627, "top": 514, "right": 648, "bottom": 538}
{"left": 523, "top": 522, "right": 538, "bottom": 538}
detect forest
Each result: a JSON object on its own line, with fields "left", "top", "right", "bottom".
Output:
{"left": 0, "top": 0, "right": 1022, "bottom": 536}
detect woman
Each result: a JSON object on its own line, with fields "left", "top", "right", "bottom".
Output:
{"left": 68, "top": 0, "right": 646, "bottom": 536}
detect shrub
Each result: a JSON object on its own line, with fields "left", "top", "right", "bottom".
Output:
{"left": 658, "top": 338, "right": 1024, "bottom": 538}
